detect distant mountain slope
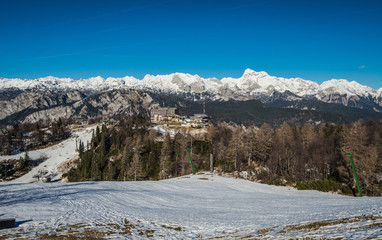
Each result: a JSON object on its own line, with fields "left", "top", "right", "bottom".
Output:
{"left": 148, "top": 93, "right": 382, "bottom": 126}
{"left": 1, "top": 88, "right": 382, "bottom": 126}
{"left": 0, "top": 89, "right": 155, "bottom": 125}
{"left": 177, "top": 99, "right": 377, "bottom": 126}
{"left": 265, "top": 99, "right": 382, "bottom": 121}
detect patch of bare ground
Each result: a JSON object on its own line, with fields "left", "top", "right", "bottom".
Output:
{"left": 138, "top": 229, "right": 155, "bottom": 237}
{"left": 161, "top": 224, "right": 182, "bottom": 231}
{"left": 0, "top": 223, "right": 117, "bottom": 239}
{"left": 207, "top": 229, "right": 255, "bottom": 240}
{"left": 0, "top": 220, "right": 142, "bottom": 239}
{"left": 119, "top": 220, "right": 135, "bottom": 235}
{"left": 37, "top": 229, "right": 117, "bottom": 239}
{"left": 257, "top": 226, "right": 277, "bottom": 236}
{"left": 278, "top": 215, "right": 381, "bottom": 234}
{"left": 210, "top": 215, "right": 382, "bottom": 239}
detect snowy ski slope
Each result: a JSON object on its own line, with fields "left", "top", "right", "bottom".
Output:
{"left": 1, "top": 173, "right": 382, "bottom": 239}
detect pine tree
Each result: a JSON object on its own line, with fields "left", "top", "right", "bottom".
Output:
{"left": 7, "top": 132, "right": 12, "bottom": 155}
{"left": 131, "top": 151, "right": 143, "bottom": 181}
{"left": 78, "top": 140, "right": 85, "bottom": 156}
{"left": 120, "top": 138, "right": 133, "bottom": 180}
{"left": 104, "top": 161, "right": 117, "bottom": 181}
{"left": 159, "top": 134, "right": 173, "bottom": 179}
{"left": 18, "top": 151, "right": 29, "bottom": 171}
{"left": 90, "top": 156, "right": 102, "bottom": 181}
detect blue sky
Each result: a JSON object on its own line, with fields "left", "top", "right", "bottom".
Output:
{"left": 1, "top": 0, "right": 381, "bottom": 89}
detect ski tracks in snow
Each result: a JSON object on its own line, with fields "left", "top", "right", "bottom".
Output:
{"left": 1, "top": 175, "right": 382, "bottom": 239}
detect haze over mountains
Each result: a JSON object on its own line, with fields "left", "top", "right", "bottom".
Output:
{"left": 1, "top": 69, "right": 382, "bottom": 126}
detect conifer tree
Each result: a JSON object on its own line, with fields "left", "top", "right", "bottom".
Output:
{"left": 159, "top": 134, "right": 173, "bottom": 179}
{"left": 18, "top": 151, "right": 29, "bottom": 171}
{"left": 90, "top": 157, "right": 102, "bottom": 180}
{"left": 119, "top": 138, "right": 133, "bottom": 180}
{"left": 104, "top": 161, "right": 117, "bottom": 181}
{"left": 131, "top": 151, "right": 143, "bottom": 181}
{"left": 78, "top": 140, "right": 85, "bottom": 156}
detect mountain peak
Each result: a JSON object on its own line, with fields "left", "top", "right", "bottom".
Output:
{"left": 320, "top": 79, "right": 376, "bottom": 97}
{"left": 243, "top": 68, "right": 256, "bottom": 75}
{"left": 242, "top": 69, "right": 270, "bottom": 79}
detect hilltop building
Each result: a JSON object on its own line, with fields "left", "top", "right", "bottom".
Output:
{"left": 190, "top": 114, "right": 210, "bottom": 127}
{"left": 150, "top": 107, "right": 179, "bottom": 122}
{"left": 151, "top": 106, "right": 210, "bottom": 128}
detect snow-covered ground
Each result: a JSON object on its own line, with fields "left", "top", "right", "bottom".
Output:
{"left": 1, "top": 173, "right": 382, "bottom": 239}
{"left": 0, "top": 126, "right": 96, "bottom": 183}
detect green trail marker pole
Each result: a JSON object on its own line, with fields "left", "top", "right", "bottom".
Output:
{"left": 186, "top": 147, "right": 195, "bottom": 175}
{"left": 345, "top": 153, "right": 363, "bottom": 197}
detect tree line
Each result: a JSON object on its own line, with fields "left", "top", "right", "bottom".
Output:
{"left": 66, "top": 116, "right": 382, "bottom": 196}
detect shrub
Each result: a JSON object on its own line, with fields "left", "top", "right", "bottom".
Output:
{"left": 295, "top": 179, "right": 348, "bottom": 194}
{"left": 268, "top": 179, "right": 285, "bottom": 186}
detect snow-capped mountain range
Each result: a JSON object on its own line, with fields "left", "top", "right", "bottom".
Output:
{"left": 1, "top": 69, "right": 382, "bottom": 124}
{"left": 1, "top": 68, "right": 381, "bottom": 99}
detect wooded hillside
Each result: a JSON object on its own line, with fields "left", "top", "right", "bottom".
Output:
{"left": 66, "top": 116, "right": 382, "bottom": 196}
